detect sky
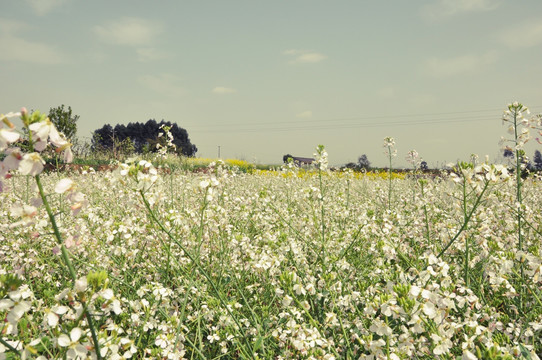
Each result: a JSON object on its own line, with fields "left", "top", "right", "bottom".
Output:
{"left": 2, "top": 0, "right": 542, "bottom": 167}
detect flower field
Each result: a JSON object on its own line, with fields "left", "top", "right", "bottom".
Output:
{"left": 1, "top": 107, "right": 542, "bottom": 359}
{"left": 1, "top": 162, "right": 541, "bottom": 359}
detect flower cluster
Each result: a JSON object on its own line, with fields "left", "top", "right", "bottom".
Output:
{"left": 405, "top": 149, "right": 421, "bottom": 169}
{"left": 314, "top": 144, "right": 329, "bottom": 171}
{"left": 383, "top": 136, "right": 397, "bottom": 157}
{"left": 156, "top": 124, "right": 177, "bottom": 158}
{"left": 113, "top": 158, "right": 159, "bottom": 192}
{"left": 501, "top": 101, "right": 539, "bottom": 155}
{"left": 1, "top": 109, "right": 73, "bottom": 186}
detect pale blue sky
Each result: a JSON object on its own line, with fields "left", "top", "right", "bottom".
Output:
{"left": 2, "top": 0, "right": 542, "bottom": 167}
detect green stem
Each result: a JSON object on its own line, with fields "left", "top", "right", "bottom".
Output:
{"left": 388, "top": 148, "right": 393, "bottom": 210}
{"left": 35, "top": 175, "right": 77, "bottom": 282}
{"left": 0, "top": 337, "right": 20, "bottom": 356}
{"left": 463, "top": 178, "right": 469, "bottom": 288}
{"left": 512, "top": 108, "right": 525, "bottom": 310}
{"left": 319, "top": 169, "right": 326, "bottom": 272}
{"left": 412, "top": 180, "right": 490, "bottom": 283}
{"left": 139, "top": 191, "right": 254, "bottom": 358}
{"left": 34, "top": 174, "right": 102, "bottom": 360}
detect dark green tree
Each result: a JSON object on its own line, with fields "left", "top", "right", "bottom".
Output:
{"left": 357, "top": 154, "right": 371, "bottom": 170}
{"left": 48, "top": 105, "right": 79, "bottom": 142}
{"left": 534, "top": 150, "right": 542, "bottom": 171}
{"left": 420, "top": 161, "right": 429, "bottom": 171}
{"left": 283, "top": 154, "right": 293, "bottom": 164}
{"left": 91, "top": 119, "right": 197, "bottom": 157}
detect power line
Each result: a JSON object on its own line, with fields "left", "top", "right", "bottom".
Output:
{"left": 188, "top": 105, "right": 542, "bottom": 134}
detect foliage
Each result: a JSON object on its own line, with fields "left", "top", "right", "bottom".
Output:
{"left": 534, "top": 150, "right": 542, "bottom": 171}
{"left": 357, "top": 154, "right": 371, "bottom": 170}
{"left": 92, "top": 119, "right": 197, "bottom": 157}
{"left": 420, "top": 160, "right": 429, "bottom": 171}
{"left": 503, "top": 149, "right": 514, "bottom": 158}
{"left": 283, "top": 154, "right": 293, "bottom": 164}
{"left": 48, "top": 104, "right": 79, "bottom": 142}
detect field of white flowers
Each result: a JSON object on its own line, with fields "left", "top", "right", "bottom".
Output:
{"left": 1, "top": 106, "right": 541, "bottom": 359}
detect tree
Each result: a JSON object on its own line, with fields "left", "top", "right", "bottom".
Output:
{"left": 534, "top": 150, "right": 542, "bottom": 171}
{"left": 283, "top": 154, "right": 293, "bottom": 164}
{"left": 92, "top": 120, "right": 197, "bottom": 157}
{"left": 91, "top": 124, "right": 114, "bottom": 151}
{"left": 48, "top": 105, "right": 79, "bottom": 142}
{"left": 357, "top": 154, "right": 371, "bottom": 170}
{"left": 503, "top": 148, "right": 514, "bottom": 158}
{"left": 420, "top": 161, "right": 429, "bottom": 171}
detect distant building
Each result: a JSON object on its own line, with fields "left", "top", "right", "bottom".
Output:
{"left": 291, "top": 157, "right": 315, "bottom": 166}
{"left": 283, "top": 154, "right": 315, "bottom": 166}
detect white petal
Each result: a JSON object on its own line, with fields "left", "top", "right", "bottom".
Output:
{"left": 0, "top": 299, "right": 14, "bottom": 310}
{"left": 47, "top": 312, "right": 59, "bottom": 327}
{"left": 34, "top": 140, "right": 47, "bottom": 152}
{"left": 75, "top": 277, "right": 87, "bottom": 293}
{"left": 102, "top": 288, "right": 114, "bottom": 300}
{"left": 70, "top": 327, "right": 82, "bottom": 342}
{"left": 55, "top": 179, "right": 74, "bottom": 194}
{"left": 57, "top": 334, "right": 71, "bottom": 347}
{"left": 0, "top": 129, "right": 20, "bottom": 143}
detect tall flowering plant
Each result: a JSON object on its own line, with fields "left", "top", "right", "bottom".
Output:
{"left": 501, "top": 101, "right": 540, "bottom": 310}
{"left": 383, "top": 137, "right": 396, "bottom": 210}
{"left": 156, "top": 124, "right": 177, "bottom": 159}
{"left": 500, "top": 102, "right": 537, "bottom": 251}
{"left": 405, "top": 149, "right": 421, "bottom": 172}
{"left": 0, "top": 109, "right": 107, "bottom": 359}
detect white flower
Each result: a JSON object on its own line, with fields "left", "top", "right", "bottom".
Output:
{"left": 18, "top": 152, "right": 45, "bottom": 176}
{"left": 369, "top": 318, "right": 392, "bottom": 336}
{"left": 293, "top": 283, "right": 306, "bottom": 296}
{"left": 0, "top": 128, "right": 20, "bottom": 151}
{"left": 10, "top": 204, "right": 38, "bottom": 219}
{"left": 45, "top": 305, "right": 69, "bottom": 327}
{"left": 423, "top": 301, "right": 437, "bottom": 319}
{"left": 0, "top": 291, "right": 31, "bottom": 327}
{"left": 282, "top": 295, "right": 293, "bottom": 307}
{"left": 29, "top": 118, "right": 56, "bottom": 142}
{"left": 58, "top": 327, "right": 88, "bottom": 359}
{"left": 462, "top": 350, "right": 478, "bottom": 360}
{"left": 55, "top": 178, "right": 75, "bottom": 194}
{"left": 383, "top": 136, "right": 395, "bottom": 148}
{"left": 62, "top": 146, "right": 74, "bottom": 163}
{"left": 207, "top": 333, "right": 220, "bottom": 343}
{"left": 75, "top": 277, "right": 87, "bottom": 293}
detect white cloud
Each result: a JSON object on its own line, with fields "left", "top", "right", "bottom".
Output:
{"left": 93, "top": 17, "right": 162, "bottom": 46}
{"left": 0, "top": 18, "right": 65, "bottom": 64}
{"left": 25, "top": 0, "right": 68, "bottom": 16}
{"left": 296, "top": 110, "right": 312, "bottom": 118}
{"left": 500, "top": 20, "right": 542, "bottom": 48}
{"left": 421, "top": 0, "right": 499, "bottom": 20}
{"left": 138, "top": 74, "right": 185, "bottom": 98}
{"left": 424, "top": 52, "right": 496, "bottom": 78}
{"left": 212, "top": 86, "right": 237, "bottom": 94}
{"left": 283, "top": 49, "right": 327, "bottom": 64}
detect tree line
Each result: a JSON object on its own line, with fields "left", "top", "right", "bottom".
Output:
{"left": 43, "top": 105, "right": 197, "bottom": 158}
{"left": 91, "top": 120, "right": 197, "bottom": 157}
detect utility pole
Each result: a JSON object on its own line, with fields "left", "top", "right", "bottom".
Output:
{"left": 218, "top": 146, "right": 221, "bottom": 158}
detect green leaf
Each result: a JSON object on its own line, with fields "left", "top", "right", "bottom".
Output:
{"left": 253, "top": 336, "right": 263, "bottom": 352}
{"left": 519, "top": 344, "right": 532, "bottom": 360}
